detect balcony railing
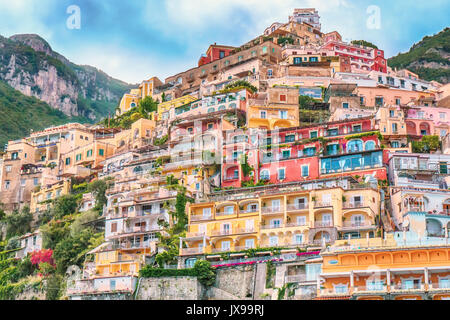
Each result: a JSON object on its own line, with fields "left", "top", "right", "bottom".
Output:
{"left": 314, "top": 202, "right": 332, "bottom": 208}
{"left": 190, "top": 215, "right": 213, "bottom": 222}
{"left": 239, "top": 208, "right": 259, "bottom": 214}
{"left": 314, "top": 221, "right": 334, "bottom": 228}
{"left": 261, "top": 206, "right": 284, "bottom": 214}
{"left": 185, "top": 232, "right": 207, "bottom": 238}
{"left": 260, "top": 224, "right": 284, "bottom": 230}
{"left": 429, "top": 282, "right": 450, "bottom": 291}
{"left": 343, "top": 202, "right": 366, "bottom": 209}
{"left": 285, "top": 275, "right": 307, "bottom": 283}
{"left": 211, "top": 229, "right": 233, "bottom": 236}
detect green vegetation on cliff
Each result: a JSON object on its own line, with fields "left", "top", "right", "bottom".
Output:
{"left": 0, "top": 80, "right": 75, "bottom": 147}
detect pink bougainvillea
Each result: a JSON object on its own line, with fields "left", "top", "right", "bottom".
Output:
{"left": 30, "top": 249, "right": 55, "bottom": 267}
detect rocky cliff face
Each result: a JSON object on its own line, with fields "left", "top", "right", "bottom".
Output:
{"left": 0, "top": 34, "right": 134, "bottom": 120}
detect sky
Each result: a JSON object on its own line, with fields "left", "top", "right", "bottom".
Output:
{"left": 0, "top": 0, "right": 448, "bottom": 84}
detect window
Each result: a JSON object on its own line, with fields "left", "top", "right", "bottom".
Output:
{"left": 262, "top": 46, "right": 267, "bottom": 54}
{"left": 279, "top": 110, "right": 288, "bottom": 119}
{"left": 33, "top": 178, "right": 39, "bottom": 186}
{"left": 365, "top": 140, "right": 376, "bottom": 151}
{"left": 390, "top": 110, "right": 395, "bottom": 117}
{"left": 269, "top": 236, "right": 278, "bottom": 246}
{"left": 221, "top": 241, "right": 231, "bottom": 252}
{"left": 297, "top": 216, "right": 307, "bottom": 226}
{"left": 367, "top": 280, "right": 384, "bottom": 291}
{"left": 99, "top": 149, "right": 104, "bottom": 156}
{"left": 342, "top": 102, "right": 349, "bottom": 109}
{"left": 20, "top": 179, "right": 26, "bottom": 186}
{"left": 111, "top": 223, "right": 117, "bottom": 233}
{"left": 440, "top": 162, "right": 448, "bottom": 174}
{"left": 202, "top": 208, "right": 211, "bottom": 217}
{"left": 279, "top": 94, "right": 286, "bottom": 102}
{"left": 76, "top": 154, "right": 82, "bottom": 161}
{"left": 375, "top": 97, "right": 384, "bottom": 106}
{"left": 224, "top": 206, "right": 234, "bottom": 215}
{"left": 260, "top": 170, "right": 270, "bottom": 180}
{"left": 5, "top": 165, "right": 11, "bottom": 172}
{"left": 267, "top": 69, "right": 273, "bottom": 77}
{"left": 283, "top": 134, "right": 295, "bottom": 143}
{"left": 87, "top": 149, "right": 93, "bottom": 157}
{"left": 310, "top": 131, "right": 318, "bottom": 138}
{"left": 392, "top": 123, "right": 398, "bottom": 133}
{"left": 439, "top": 112, "right": 446, "bottom": 120}
{"left": 334, "top": 285, "right": 348, "bottom": 294}
{"left": 245, "top": 239, "right": 255, "bottom": 249}
{"left": 301, "top": 165, "right": 309, "bottom": 177}
{"left": 303, "top": 147, "right": 316, "bottom": 157}
{"left": 219, "top": 51, "right": 225, "bottom": 59}
{"left": 352, "top": 125, "right": 362, "bottom": 132}
{"left": 11, "top": 152, "right": 18, "bottom": 160}
{"left": 293, "top": 234, "right": 303, "bottom": 244}
{"left": 65, "top": 157, "right": 71, "bottom": 165}
{"left": 281, "top": 150, "right": 291, "bottom": 159}
{"left": 187, "top": 127, "right": 194, "bottom": 134}
{"left": 395, "top": 98, "right": 401, "bottom": 105}
{"left": 207, "top": 123, "right": 214, "bottom": 130}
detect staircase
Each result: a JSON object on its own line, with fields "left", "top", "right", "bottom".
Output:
{"left": 253, "top": 263, "right": 267, "bottom": 300}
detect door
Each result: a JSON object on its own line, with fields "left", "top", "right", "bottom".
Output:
{"left": 271, "top": 219, "right": 282, "bottom": 229}
{"left": 322, "top": 214, "right": 332, "bottom": 227}
{"left": 221, "top": 241, "right": 231, "bottom": 252}
{"left": 110, "top": 280, "right": 116, "bottom": 291}
{"left": 222, "top": 223, "right": 231, "bottom": 235}
{"left": 272, "top": 199, "right": 281, "bottom": 211}
{"left": 245, "top": 239, "right": 255, "bottom": 249}
{"left": 245, "top": 220, "right": 254, "bottom": 232}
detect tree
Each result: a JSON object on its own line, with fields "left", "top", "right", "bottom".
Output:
{"left": 193, "top": 260, "right": 216, "bottom": 287}
{"left": 139, "top": 96, "right": 158, "bottom": 114}
{"left": 4, "top": 207, "right": 33, "bottom": 238}
{"left": 52, "top": 194, "right": 79, "bottom": 219}
{"left": 40, "top": 221, "right": 70, "bottom": 250}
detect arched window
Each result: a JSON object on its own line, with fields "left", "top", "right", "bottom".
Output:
{"left": 347, "top": 140, "right": 363, "bottom": 153}
{"left": 130, "top": 102, "right": 136, "bottom": 108}
{"left": 207, "top": 108, "right": 215, "bottom": 113}
{"left": 133, "top": 166, "right": 143, "bottom": 174}
{"left": 229, "top": 103, "right": 237, "bottom": 109}
{"left": 365, "top": 140, "right": 376, "bottom": 151}
{"left": 218, "top": 105, "right": 226, "bottom": 111}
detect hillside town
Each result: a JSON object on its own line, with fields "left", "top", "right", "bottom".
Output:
{"left": 0, "top": 8, "right": 450, "bottom": 301}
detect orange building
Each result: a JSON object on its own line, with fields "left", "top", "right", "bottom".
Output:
{"left": 318, "top": 240, "right": 450, "bottom": 300}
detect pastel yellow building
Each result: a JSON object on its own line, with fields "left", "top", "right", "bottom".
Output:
{"left": 30, "top": 179, "right": 71, "bottom": 214}
{"left": 158, "top": 95, "right": 198, "bottom": 121}
{"left": 139, "top": 77, "right": 163, "bottom": 100}
{"left": 118, "top": 92, "right": 140, "bottom": 116}
{"left": 247, "top": 86, "right": 299, "bottom": 130}
{"left": 181, "top": 183, "right": 381, "bottom": 256}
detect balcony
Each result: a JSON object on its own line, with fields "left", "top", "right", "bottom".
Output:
{"left": 343, "top": 202, "right": 367, "bottom": 209}
{"left": 185, "top": 232, "right": 208, "bottom": 239}
{"left": 353, "top": 285, "right": 387, "bottom": 293}
{"left": 211, "top": 229, "right": 234, "bottom": 237}
{"left": 180, "top": 247, "right": 205, "bottom": 256}
{"left": 391, "top": 283, "right": 426, "bottom": 293}
{"left": 314, "top": 221, "right": 334, "bottom": 228}
{"left": 285, "top": 274, "right": 307, "bottom": 283}
{"left": 215, "top": 211, "right": 237, "bottom": 217}
{"left": 235, "top": 227, "right": 256, "bottom": 234}
{"left": 261, "top": 206, "right": 284, "bottom": 215}
{"left": 339, "top": 221, "right": 375, "bottom": 231}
